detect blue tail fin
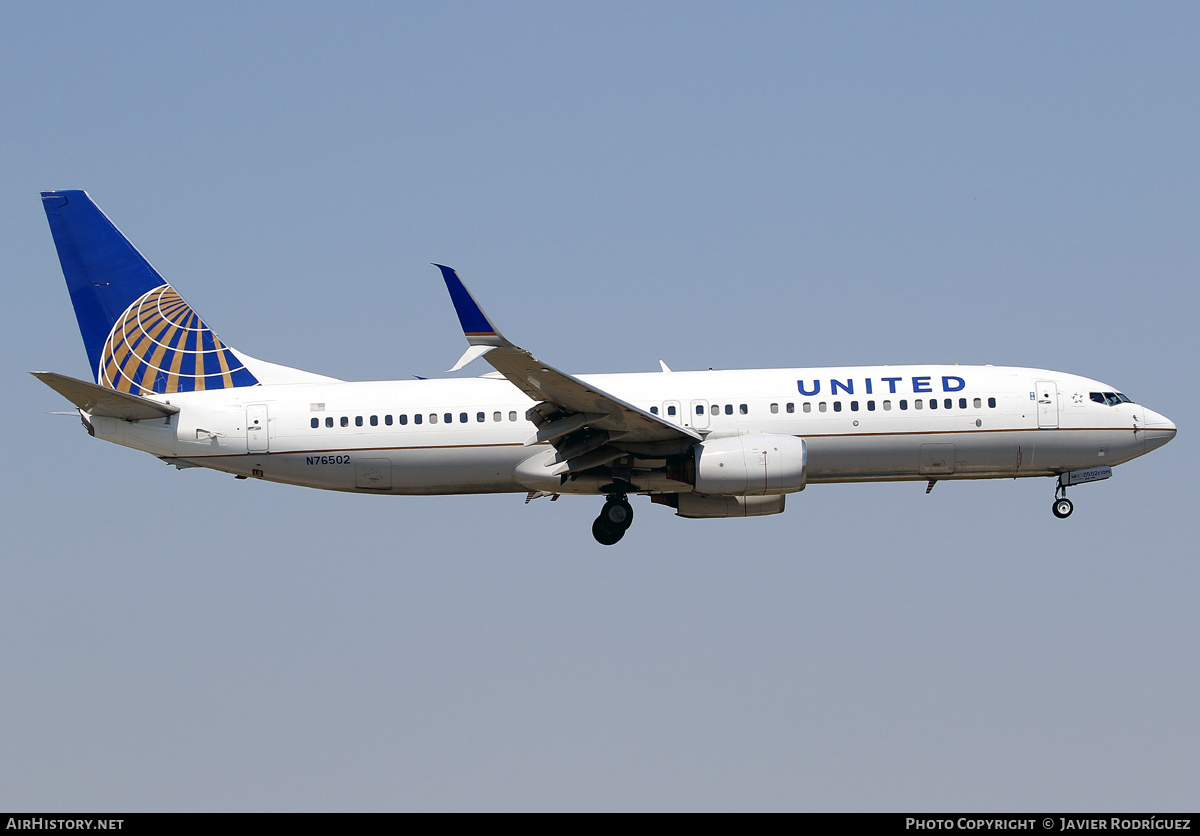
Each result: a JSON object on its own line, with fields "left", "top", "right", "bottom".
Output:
{"left": 41, "top": 190, "right": 259, "bottom": 394}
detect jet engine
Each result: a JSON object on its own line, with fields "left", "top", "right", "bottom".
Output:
{"left": 690, "top": 434, "right": 807, "bottom": 496}
{"left": 652, "top": 492, "right": 787, "bottom": 518}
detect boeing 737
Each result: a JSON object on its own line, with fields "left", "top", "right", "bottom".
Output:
{"left": 34, "top": 190, "right": 1176, "bottom": 544}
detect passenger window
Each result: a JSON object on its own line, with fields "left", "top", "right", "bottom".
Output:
{"left": 851, "top": 401, "right": 859, "bottom": 412}
{"left": 883, "top": 400, "right": 891, "bottom": 411}
{"left": 867, "top": 400, "right": 876, "bottom": 411}
{"left": 710, "top": 404, "right": 718, "bottom": 415}
{"left": 819, "top": 402, "right": 827, "bottom": 413}
{"left": 341, "top": 416, "right": 349, "bottom": 427}
{"left": 899, "top": 400, "right": 907, "bottom": 410}
{"left": 668, "top": 405, "right": 677, "bottom": 416}
{"left": 929, "top": 399, "right": 938, "bottom": 410}
{"left": 944, "top": 399, "right": 952, "bottom": 409}
{"left": 833, "top": 402, "right": 842, "bottom": 413}
{"left": 370, "top": 415, "right": 378, "bottom": 426}
{"left": 725, "top": 404, "right": 733, "bottom": 415}
{"left": 311, "top": 418, "right": 319, "bottom": 428}
{"left": 477, "top": 412, "right": 485, "bottom": 422}
{"left": 651, "top": 406, "right": 659, "bottom": 415}
{"left": 787, "top": 403, "right": 795, "bottom": 413}
{"left": 740, "top": 404, "right": 748, "bottom": 414}
{"left": 802, "top": 403, "right": 811, "bottom": 413}
{"left": 460, "top": 412, "right": 468, "bottom": 423}
{"left": 444, "top": 413, "right": 452, "bottom": 423}
{"left": 770, "top": 403, "right": 779, "bottom": 414}
{"left": 959, "top": 398, "right": 967, "bottom": 409}
{"left": 399, "top": 414, "right": 408, "bottom": 425}
{"left": 429, "top": 414, "right": 437, "bottom": 424}
{"left": 973, "top": 398, "right": 981, "bottom": 409}
{"left": 493, "top": 412, "right": 502, "bottom": 422}
{"left": 326, "top": 417, "right": 334, "bottom": 427}
{"left": 988, "top": 398, "right": 996, "bottom": 408}
{"left": 385, "top": 415, "right": 393, "bottom": 426}
{"left": 414, "top": 414, "right": 422, "bottom": 424}
{"left": 355, "top": 416, "right": 363, "bottom": 427}
{"left": 915, "top": 400, "right": 923, "bottom": 410}
{"left": 509, "top": 411, "right": 518, "bottom": 421}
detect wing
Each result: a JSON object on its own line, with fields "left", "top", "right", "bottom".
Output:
{"left": 436, "top": 265, "right": 699, "bottom": 478}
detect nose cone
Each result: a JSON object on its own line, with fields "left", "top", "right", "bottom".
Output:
{"left": 1142, "top": 408, "right": 1177, "bottom": 454}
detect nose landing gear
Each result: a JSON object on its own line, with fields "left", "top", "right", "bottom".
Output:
{"left": 1052, "top": 483, "right": 1074, "bottom": 519}
{"left": 592, "top": 494, "right": 634, "bottom": 545}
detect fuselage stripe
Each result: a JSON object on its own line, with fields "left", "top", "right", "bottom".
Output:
{"left": 174, "top": 425, "right": 1147, "bottom": 459}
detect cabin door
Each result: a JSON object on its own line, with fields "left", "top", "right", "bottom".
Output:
{"left": 246, "top": 405, "right": 269, "bottom": 453}
{"left": 1036, "top": 381, "right": 1059, "bottom": 429}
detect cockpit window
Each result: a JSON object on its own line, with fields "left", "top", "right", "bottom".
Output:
{"left": 1091, "top": 391, "right": 1135, "bottom": 406}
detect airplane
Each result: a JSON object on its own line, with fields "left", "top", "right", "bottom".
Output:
{"left": 33, "top": 190, "right": 1177, "bottom": 545}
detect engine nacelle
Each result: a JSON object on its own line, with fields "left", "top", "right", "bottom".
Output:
{"left": 692, "top": 434, "right": 807, "bottom": 496}
{"left": 654, "top": 493, "right": 786, "bottom": 518}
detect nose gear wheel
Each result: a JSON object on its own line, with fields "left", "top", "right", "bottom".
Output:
{"left": 1052, "top": 481, "right": 1074, "bottom": 519}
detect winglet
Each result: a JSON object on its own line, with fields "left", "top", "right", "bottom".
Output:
{"left": 447, "top": 343, "right": 495, "bottom": 373}
{"left": 436, "top": 264, "right": 510, "bottom": 371}
{"left": 436, "top": 264, "right": 506, "bottom": 343}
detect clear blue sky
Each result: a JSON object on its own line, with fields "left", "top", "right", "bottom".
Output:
{"left": 2, "top": 1, "right": 1196, "bottom": 811}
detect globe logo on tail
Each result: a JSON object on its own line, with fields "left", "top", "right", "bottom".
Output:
{"left": 98, "top": 284, "right": 258, "bottom": 394}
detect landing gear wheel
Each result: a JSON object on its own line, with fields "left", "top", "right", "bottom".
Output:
{"left": 1052, "top": 497, "right": 1074, "bottom": 519}
{"left": 602, "top": 497, "right": 634, "bottom": 530}
{"left": 592, "top": 517, "right": 624, "bottom": 545}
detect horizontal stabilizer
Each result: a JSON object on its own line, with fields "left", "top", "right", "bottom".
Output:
{"left": 31, "top": 371, "right": 179, "bottom": 420}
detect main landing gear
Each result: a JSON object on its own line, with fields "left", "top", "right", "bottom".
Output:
{"left": 1052, "top": 483, "right": 1074, "bottom": 519}
{"left": 592, "top": 494, "right": 634, "bottom": 545}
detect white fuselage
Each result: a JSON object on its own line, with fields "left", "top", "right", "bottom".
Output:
{"left": 89, "top": 364, "right": 1176, "bottom": 497}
